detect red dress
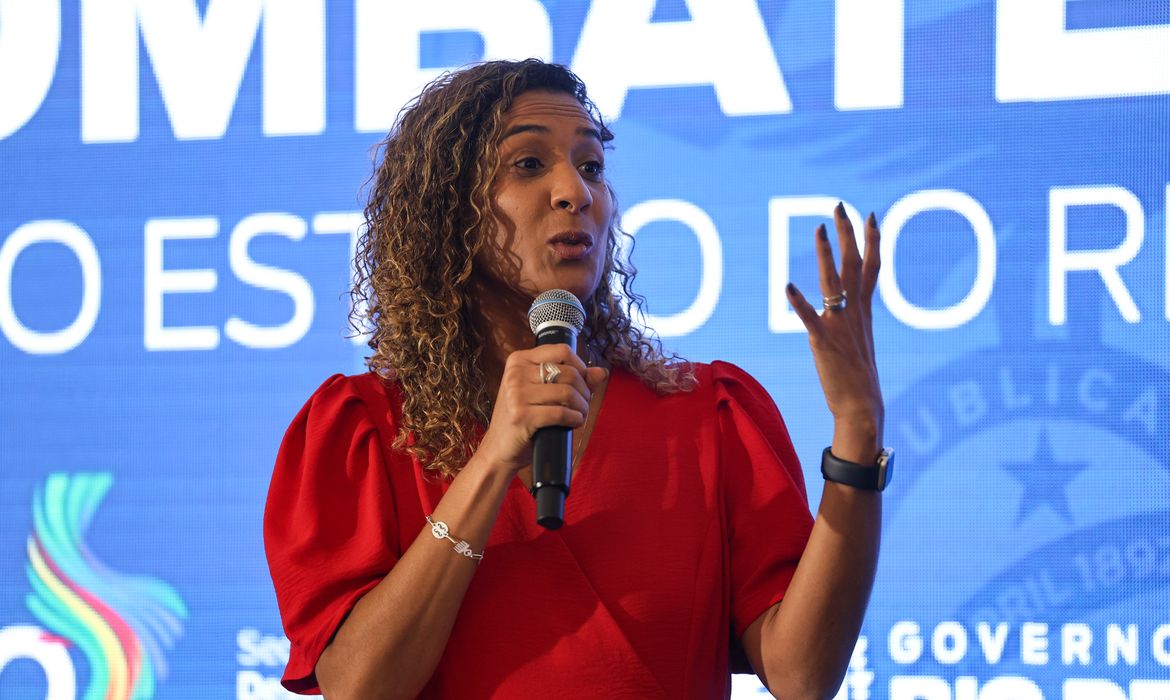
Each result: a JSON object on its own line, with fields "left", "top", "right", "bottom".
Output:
{"left": 264, "top": 361, "right": 813, "bottom": 698}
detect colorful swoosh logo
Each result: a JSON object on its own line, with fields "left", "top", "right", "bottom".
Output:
{"left": 24, "top": 473, "right": 187, "bottom": 700}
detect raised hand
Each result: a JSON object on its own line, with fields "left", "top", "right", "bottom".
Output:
{"left": 785, "top": 202, "right": 884, "bottom": 464}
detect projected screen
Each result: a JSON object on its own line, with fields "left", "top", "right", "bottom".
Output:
{"left": 2, "top": 2, "right": 1169, "bottom": 698}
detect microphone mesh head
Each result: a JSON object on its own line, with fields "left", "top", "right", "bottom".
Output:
{"left": 528, "top": 289, "right": 586, "bottom": 334}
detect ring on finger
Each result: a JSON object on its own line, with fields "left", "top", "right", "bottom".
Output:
{"left": 540, "top": 362, "right": 562, "bottom": 384}
{"left": 822, "top": 291, "right": 847, "bottom": 312}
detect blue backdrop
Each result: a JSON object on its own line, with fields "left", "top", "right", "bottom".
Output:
{"left": 2, "top": 2, "right": 1168, "bottom": 698}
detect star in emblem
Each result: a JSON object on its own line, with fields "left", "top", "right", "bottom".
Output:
{"left": 1000, "top": 428, "right": 1089, "bottom": 526}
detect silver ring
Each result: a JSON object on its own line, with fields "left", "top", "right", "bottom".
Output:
{"left": 540, "top": 362, "right": 562, "bottom": 384}
{"left": 823, "top": 292, "right": 847, "bottom": 312}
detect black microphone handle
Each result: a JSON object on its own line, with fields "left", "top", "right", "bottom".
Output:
{"left": 531, "top": 324, "right": 576, "bottom": 530}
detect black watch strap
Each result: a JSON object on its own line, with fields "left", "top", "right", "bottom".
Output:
{"left": 820, "top": 447, "right": 894, "bottom": 492}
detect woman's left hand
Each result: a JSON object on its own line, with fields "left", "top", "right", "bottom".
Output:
{"left": 785, "top": 203, "right": 884, "bottom": 464}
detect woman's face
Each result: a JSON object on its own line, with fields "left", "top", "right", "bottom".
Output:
{"left": 476, "top": 89, "right": 613, "bottom": 306}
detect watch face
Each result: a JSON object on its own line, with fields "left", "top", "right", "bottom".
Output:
{"left": 878, "top": 449, "right": 894, "bottom": 490}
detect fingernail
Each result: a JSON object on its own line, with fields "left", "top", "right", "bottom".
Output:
{"left": 816, "top": 224, "right": 828, "bottom": 240}
{"left": 786, "top": 282, "right": 797, "bottom": 295}
{"left": 867, "top": 211, "right": 877, "bottom": 227}
{"left": 835, "top": 201, "right": 845, "bottom": 216}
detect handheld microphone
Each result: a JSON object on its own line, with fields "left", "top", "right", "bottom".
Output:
{"left": 527, "top": 289, "right": 586, "bottom": 530}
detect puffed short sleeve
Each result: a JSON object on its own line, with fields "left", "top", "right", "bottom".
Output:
{"left": 712, "top": 361, "right": 814, "bottom": 639}
{"left": 264, "top": 374, "right": 400, "bottom": 694}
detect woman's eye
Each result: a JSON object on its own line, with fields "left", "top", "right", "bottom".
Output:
{"left": 580, "top": 160, "right": 605, "bottom": 177}
{"left": 515, "top": 156, "right": 542, "bottom": 170}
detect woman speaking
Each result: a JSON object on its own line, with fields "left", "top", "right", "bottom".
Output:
{"left": 265, "top": 59, "right": 888, "bottom": 699}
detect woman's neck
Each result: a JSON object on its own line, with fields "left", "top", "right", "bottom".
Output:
{"left": 468, "top": 280, "right": 536, "bottom": 399}
{"left": 480, "top": 315, "right": 533, "bottom": 399}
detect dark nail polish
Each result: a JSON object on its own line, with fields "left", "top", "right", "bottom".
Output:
{"left": 835, "top": 201, "right": 845, "bottom": 216}
{"left": 786, "top": 282, "right": 796, "bottom": 295}
{"left": 817, "top": 224, "right": 828, "bottom": 240}
{"left": 868, "top": 211, "right": 877, "bottom": 227}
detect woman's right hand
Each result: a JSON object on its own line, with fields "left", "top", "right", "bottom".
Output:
{"left": 476, "top": 344, "right": 608, "bottom": 475}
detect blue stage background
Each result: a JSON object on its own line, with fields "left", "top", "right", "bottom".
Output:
{"left": 2, "top": 2, "right": 1168, "bottom": 698}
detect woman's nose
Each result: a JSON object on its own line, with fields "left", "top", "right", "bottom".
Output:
{"left": 551, "top": 164, "right": 592, "bottom": 213}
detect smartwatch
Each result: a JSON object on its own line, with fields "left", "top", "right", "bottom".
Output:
{"left": 821, "top": 447, "right": 894, "bottom": 492}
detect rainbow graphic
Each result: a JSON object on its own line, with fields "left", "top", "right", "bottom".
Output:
{"left": 24, "top": 473, "right": 187, "bottom": 700}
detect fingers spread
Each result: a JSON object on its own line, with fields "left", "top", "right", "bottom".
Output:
{"left": 834, "top": 202, "right": 863, "bottom": 300}
{"left": 860, "top": 211, "right": 882, "bottom": 305}
{"left": 785, "top": 282, "right": 824, "bottom": 337}
{"left": 815, "top": 224, "right": 844, "bottom": 301}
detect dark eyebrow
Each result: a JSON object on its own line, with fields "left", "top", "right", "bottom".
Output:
{"left": 499, "top": 124, "right": 604, "bottom": 144}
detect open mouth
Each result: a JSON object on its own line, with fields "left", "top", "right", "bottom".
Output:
{"left": 549, "top": 232, "right": 594, "bottom": 260}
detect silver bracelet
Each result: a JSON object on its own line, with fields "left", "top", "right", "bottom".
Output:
{"left": 425, "top": 515, "right": 484, "bottom": 561}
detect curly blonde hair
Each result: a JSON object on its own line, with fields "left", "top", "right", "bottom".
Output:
{"left": 353, "top": 59, "right": 695, "bottom": 478}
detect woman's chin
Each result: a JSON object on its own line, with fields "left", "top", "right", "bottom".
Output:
{"left": 504, "top": 267, "right": 602, "bottom": 307}
{"left": 545, "top": 268, "right": 603, "bottom": 302}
